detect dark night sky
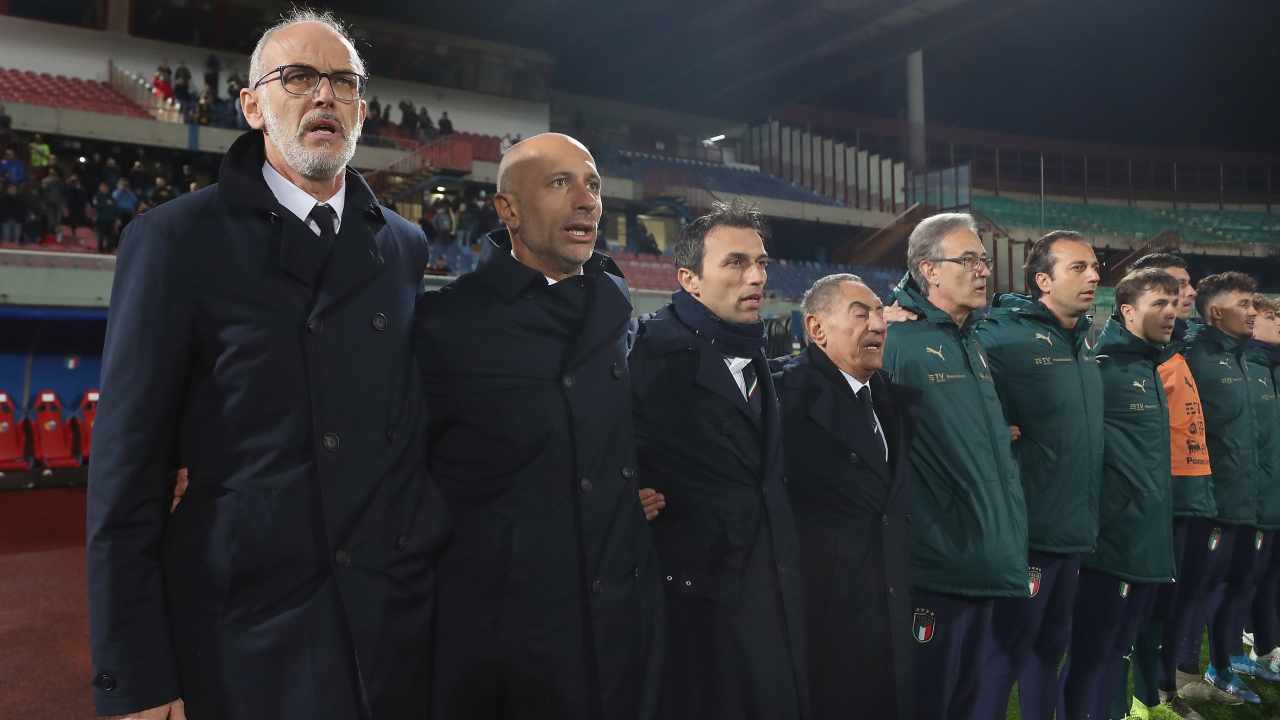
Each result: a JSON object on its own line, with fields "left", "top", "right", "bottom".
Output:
{"left": 340, "top": 0, "right": 1280, "bottom": 152}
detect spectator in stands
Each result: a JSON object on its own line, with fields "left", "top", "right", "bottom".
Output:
{"left": 204, "top": 54, "right": 221, "bottom": 100}
{"left": 438, "top": 111, "right": 454, "bottom": 134}
{"left": 28, "top": 134, "right": 51, "bottom": 177}
{"left": 173, "top": 60, "right": 192, "bottom": 104}
{"left": 149, "top": 176, "right": 175, "bottom": 205}
{"left": 180, "top": 163, "right": 197, "bottom": 192}
{"left": 64, "top": 172, "right": 89, "bottom": 227}
{"left": 368, "top": 96, "right": 381, "bottom": 121}
{"left": 111, "top": 177, "right": 138, "bottom": 223}
{"left": 152, "top": 63, "right": 173, "bottom": 101}
{"left": 429, "top": 198, "right": 456, "bottom": 264}
{"left": 101, "top": 156, "right": 121, "bottom": 188}
{"left": 87, "top": 10, "right": 445, "bottom": 720}
{"left": 91, "top": 180, "right": 117, "bottom": 251}
{"left": 128, "top": 160, "right": 148, "bottom": 192}
{"left": 398, "top": 99, "right": 418, "bottom": 134}
{"left": 0, "top": 182, "right": 25, "bottom": 244}
{"left": 0, "top": 103, "right": 11, "bottom": 148}
{"left": 380, "top": 102, "right": 392, "bottom": 125}
{"left": 195, "top": 89, "right": 214, "bottom": 125}
{"left": 40, "top": 168, "right": 66, "bottom": 242}
{"left": 0, "top": 148, "right": 25, "bottom": 186}
{"left": 417, "top": 106, "right": 435, "bottom": 142}
{"left": 499, "top": 133, "right": 514, "bottom": 155}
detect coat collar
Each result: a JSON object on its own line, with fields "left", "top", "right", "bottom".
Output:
{"left": 217, "top": 130, "right": 387, "bottom": 296}
{"left": 801, "top": 345, "right": 893, "bottom": 483}
{"left": 475, "top": 228, "right": 626, "bottom": 304}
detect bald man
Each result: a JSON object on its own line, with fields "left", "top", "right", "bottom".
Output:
{"left": 87, "top": 9, "right": 446, "bottom": 720}
{"left": 415, "top": 133, "right": 664, "bottom": 720}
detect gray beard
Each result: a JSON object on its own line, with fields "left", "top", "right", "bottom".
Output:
{"left": 262, "top": 99, "right": 361, "bottom": 181}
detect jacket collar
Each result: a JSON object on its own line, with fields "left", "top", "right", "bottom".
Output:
{"left": 1097, "top": 315, "right": 1165, "bottom": 360}
{"left": 991, "top": 291, "right": 1093, "bottom": 349}
{"left": 892, "top": 272, "right": 981, "bottom": 332}
{"left": 476, "top": 227, "right": 626, "bottom": 304}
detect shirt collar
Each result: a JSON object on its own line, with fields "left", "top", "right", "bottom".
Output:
{"left": 839, "top": 369, "right": 873, "bottom": 396}
{"left": 511, "top": 248, "right": 583, "bottom": 285}
{"left": 262, "top": 160, "right": 345, "bottom": 233}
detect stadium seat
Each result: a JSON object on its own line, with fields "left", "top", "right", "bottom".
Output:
{"left": 0, "top": 390, "right": 32, "bottom": 471}
{"left": 29, "top": 390, "right": 80, "bottom": 469}
{"left": 71, "top": 389, "right": 99, "bottom": 462}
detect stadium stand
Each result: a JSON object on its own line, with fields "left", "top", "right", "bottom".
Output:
{"left": 972, "top": 193, "right": 1279, "bottom": 247}
{"left": 0, "top": 67, "right": 150, "bottom": 119}
{"left": 607, "top": 150, "right": 842, "bottom": 206}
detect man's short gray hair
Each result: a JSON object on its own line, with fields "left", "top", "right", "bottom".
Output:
{"left": 906, "top": 212, "right": 979, "bottom": 291}
{"left": 248, "top": 7, "right": 365, "bottom": 88}
{"left": 802, "top": 273, "right": 865, "bottom": 318}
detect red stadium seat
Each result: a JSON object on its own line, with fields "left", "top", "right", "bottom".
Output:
{"left": 72, "top": 389, "right": 99, "bottom": 461}
{"left": 0, "top": 391, "right": 32, "bottom": 471}
{"left": 30, "top": 390, "right": 80, "bottom": 469}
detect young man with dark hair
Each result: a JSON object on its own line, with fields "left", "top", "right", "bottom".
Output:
{"left": 1180, "top": 271, "right": 1265, "bottom": 703}
{"left": 1061, "top": 269, "right": 1180, "bottom": 720}
{"left": 971, "top": 230, "right": 1104, "bottom": 720}
{"left": 1245, "top": 295, "right": 1280, "bottom": 677}
{"left": 883, "top": 212, "right": 1029, "bottom": 720}
{"left": 631, "top": 198, "right": 808, "bottom": 720}
{"left": 1120, "top": 252, "right": 1217, "bottom": 718}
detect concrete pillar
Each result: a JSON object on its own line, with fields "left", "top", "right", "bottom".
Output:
{"left": 107, "top": 0, "right": 132, "bottom": 33}
{"left": 906, "top": 50, "right": 926, "bottom": 172}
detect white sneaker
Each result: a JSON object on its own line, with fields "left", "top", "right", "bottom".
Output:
{"left": 1250, "top": 645, "right": 1280, "bottom": 675}
{"left": 1243, "top": 630, "right": 1255, "bottom": 647}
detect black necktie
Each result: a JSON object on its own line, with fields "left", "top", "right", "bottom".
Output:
{"left": 855, "top": 386, "right": 887, "bottom": 462}
{"left": 308, "top": 203, "right": 337, "bottom": 244}
{"left": 741, "top": 362, "right": 762, "bottom": 418}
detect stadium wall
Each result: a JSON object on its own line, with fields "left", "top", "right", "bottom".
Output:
{"left": 0, "top": 14, "right": 551, "bottom": 140}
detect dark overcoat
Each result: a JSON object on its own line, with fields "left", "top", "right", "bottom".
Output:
{"left": 87, "top": 130, "right": 448, "bottom": 719}
{"left": 415, "top": 236, "right": 664, "bottom": 720}
{"left": 629, "top": 305, "right": 809, "bottom": 720}
{"left": 774, "top": 344, "right": 918, "bottom": 719}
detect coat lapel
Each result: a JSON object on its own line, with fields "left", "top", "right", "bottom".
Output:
{"left": 272, "top": 211, "right": 332, "bottom": 289}
{"left": 806, "top": 347, "right": 890, "bottom": 483}
{"left": 564, "top": 272, "right": 632, "bottom": 370}
{"left": 694, "top": 342, "right": 759, "bottom": 427}
{"left": 874, "top": 373, "right": 917, "bottom": 505}
{"left": 310, "top": 195, "right": 387, "bottom": 318}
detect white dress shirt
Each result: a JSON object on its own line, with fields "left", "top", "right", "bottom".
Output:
{"left": 725, "top": 356, "right": 753, "bottom": 401}
{"left": 262, "top": 160, "right": 345, "bottom": 236}
{"left": 511, "top": 249, "right": 584, "bottom": 285}
{"left": 840, "top": 370, "right": 889, "bottom": 461}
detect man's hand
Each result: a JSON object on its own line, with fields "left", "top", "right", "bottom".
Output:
{"left": 1009, "top": 425, "right": 1021, "bottom": 442}
{"left": 883, "top": 302, "right": 918, "bottom": 323}
{"left": 105, "top": 699, "right": 186, "bottom": 720}
{"left": 170, "top": 468, "right": 188, "bottom": 513}
{"left": 639, "top": 488, "right": 666, "bottom": 521}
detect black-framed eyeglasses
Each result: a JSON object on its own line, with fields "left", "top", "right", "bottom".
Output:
{"left": 933, "top": 254, "right": 993, "bottom": 273}
{"left": 253, "top": 64, "right": 368, "bottom": 102}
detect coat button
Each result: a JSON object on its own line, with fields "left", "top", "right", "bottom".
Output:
{"left": 632, "top": 565, "right": 640, "bottom": 578}
{"left": 562, "top": 374, "right": 575, "bottom": 389}
{"left": 848, "top": 452, "right": 859, "bottom": 463}
{"left": 371, "top": 312, "right": 389, "bottom": 331}
{"left": 579, "top": 477, "right": 593, "bottom": 494}
{"left": 620, "top": 466, "right": 636, "bottom": 480}
{"left": 882, "top": 514, "right": 889, "bottom": 527}
{"left": 322, "top": 433, "right": 340, "bottom": 452}
{"left": 396, "top": 535, "right": 409, "bottom": 551}
{"left": 591, "top": 579, "right": 602, "bottom": 594}
{"left": 611, "top": 362, "right": 624, "bottom": 379}
{"left": 665, "top": 575, "right": 673, "bottom": 582}
{"left": 683, "top": 579, "right": 693, "bottom": 588}
{"left": 888, "top": 585, "right": 896, "bottom": 597}
{"left": 335, "top": 549, "right": 352, "bottom": 566}
{"left": 93, "top": 672, "right": 117, "bottom": 692}
{"left": 306, "top": 317, "right": 323, "bottom": 335}
{"left": 385, "top": 429, "right": 397, "bottom": 444}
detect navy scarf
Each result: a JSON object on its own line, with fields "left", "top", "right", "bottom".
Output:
{"left": 670, "top": 289, "right": 766, "bottom": 358}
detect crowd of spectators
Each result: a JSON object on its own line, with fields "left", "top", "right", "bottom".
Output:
{"left": 0, "top": 125, "right": 214, "bottom": 252}
{"left": 420, "top": 192, "right": 502, "bottom": 275}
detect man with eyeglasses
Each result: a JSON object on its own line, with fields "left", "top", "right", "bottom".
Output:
{"left": 87, "top": 9, "right": 446, "bottom": 720}
{"left": 968, "top": 231, "right": 1104, "bottom": 720}
{"left": 881, "top": 212, "right": 1028, "bottom": 720}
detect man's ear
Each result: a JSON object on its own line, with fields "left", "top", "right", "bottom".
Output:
{"left": 240, "top": 88, "right": 264, "bottom": 131}
{"left": 677, "top": 267, "right": 700, "bottom": 296}
{"left": 804, "top": 314, "right": 824, "bottom": 346}
{"left": 494, "top": 192, "right": 519, "bottom": 232}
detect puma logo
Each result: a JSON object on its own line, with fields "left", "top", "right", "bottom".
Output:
{"left": 1219, "top": 359, "right": 1231, "bottom": 367}
{"left": 925, "top": 346, "right": 946, "bottom": 362}
{"left": 1035, "top": 332, "right": 1053, "bottom": 347}
{"left": 1133, "top": 379, "right": 1147, "bottom": 393}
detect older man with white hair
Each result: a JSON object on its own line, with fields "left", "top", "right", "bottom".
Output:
{"left": 86, "top": 8, "right": 446, "bottom": 720}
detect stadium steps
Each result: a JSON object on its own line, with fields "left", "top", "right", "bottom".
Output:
{"left": 0, "top": 67, "right": 151, "bottom": 119}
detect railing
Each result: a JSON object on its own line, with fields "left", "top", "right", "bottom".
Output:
{"left": 107, "top": 60, "right": 181, "bottom": 123}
